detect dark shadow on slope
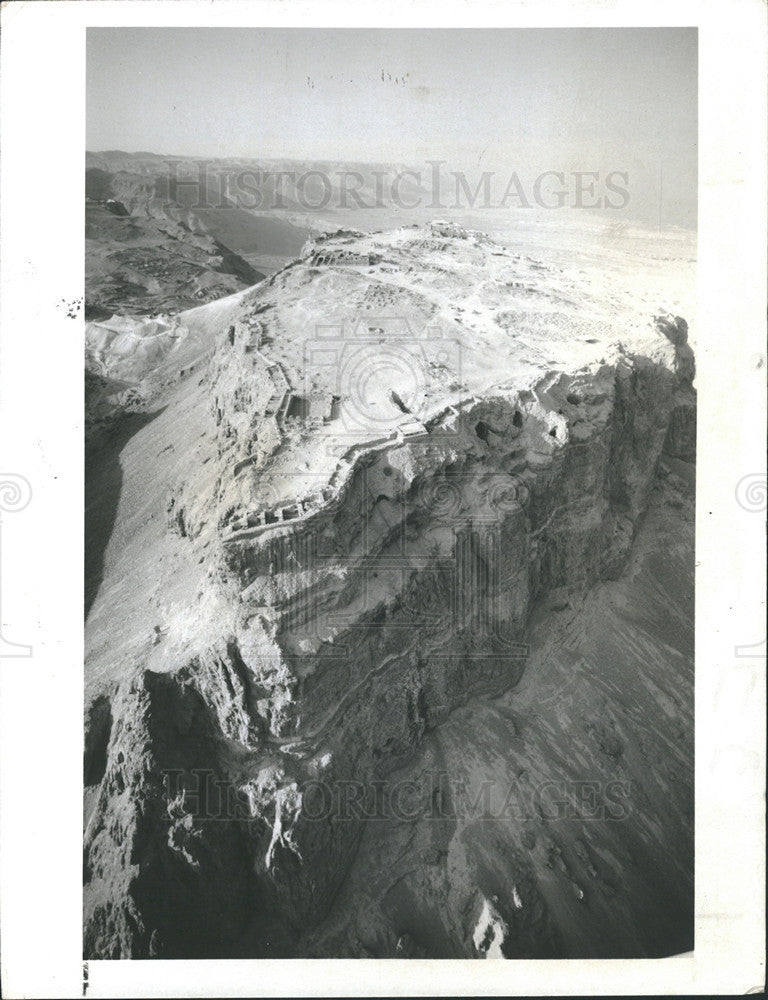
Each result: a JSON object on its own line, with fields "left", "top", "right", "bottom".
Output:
{"left": 83, "top": 694, "right": 113, "bottom": 786}
{"left": 85, "top": 408, "right": 164, "bottom": 620}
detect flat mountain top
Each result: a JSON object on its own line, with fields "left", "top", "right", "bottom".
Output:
{"left": 85, "top": 220, "right": 693, "bottom": 699}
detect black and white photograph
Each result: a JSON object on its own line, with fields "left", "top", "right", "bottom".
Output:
{"left": 0, "top": 2, "right": 765, "bottom": 997}
{"left": 82, "top": 26, "right": 699, "bottom": 962}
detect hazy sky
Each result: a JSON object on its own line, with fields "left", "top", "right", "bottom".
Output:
{"left": 87, "top": 28, "right": 697, "bottom": 226}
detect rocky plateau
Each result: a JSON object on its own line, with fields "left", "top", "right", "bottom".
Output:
{"left": 84, "top": 220, "right": 696, "bottom": 959}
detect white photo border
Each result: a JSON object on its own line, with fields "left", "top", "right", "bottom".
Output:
{"left": 0, "top": 1, "right": 765, "bottom": 996}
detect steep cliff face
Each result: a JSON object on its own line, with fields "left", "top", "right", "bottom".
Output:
{"left": 84, "top": 223, "right": 695, "bottom": 958}
{"left": 300, "top": 455, "right": 694, "bottom": 959}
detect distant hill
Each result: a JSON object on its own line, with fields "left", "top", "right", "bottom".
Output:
{"left": 86, "top": 154, "right": 316, "bottom": 273}
{"left": 85, "top": 202, "right": 264, "bottom": 318}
